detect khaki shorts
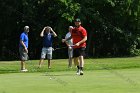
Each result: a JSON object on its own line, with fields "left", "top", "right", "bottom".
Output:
{"left": 19, "top": 47, "right": 28, "bottom": 61}
{"left": 68, "top": 47, "right": 73, "bottom": 58}
{"left": 41, "top": 47, "right": 52, "bottom": 59}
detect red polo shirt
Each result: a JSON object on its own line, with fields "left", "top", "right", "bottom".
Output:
{"left": 71, "top": 26, "right": 87, "bottom": 48}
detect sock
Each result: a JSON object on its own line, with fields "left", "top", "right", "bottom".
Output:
{"left": 77, "top": 66, "right": 80, "bottom": 70}
{"left": 80, "top": 67, "right": 83, "bottom": 71}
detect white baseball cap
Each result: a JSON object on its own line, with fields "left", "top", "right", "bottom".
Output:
{"left": 69, "top": 26, "right": 73, "bottom": 29}
{"left": 24, "top": 26, "right": 29, "bottom": 31}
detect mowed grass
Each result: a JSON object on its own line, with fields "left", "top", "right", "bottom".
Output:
{"left": 0, "top": 57, "right": 140, "bottom": 93}
{"left": 0, "top": 69, "right": 140, "bottom": 93}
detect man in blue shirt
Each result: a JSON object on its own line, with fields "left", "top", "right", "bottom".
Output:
{"left": 19, "top": 26, "right": 29, "bottom": 72}
{"left": 38, "top": 26, "right": 57, "bottom": 69}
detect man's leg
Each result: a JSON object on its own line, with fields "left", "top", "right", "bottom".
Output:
{"left": 19, "top": 47, "right": 28, "bottom": 72}
{"left": 79, "top": 55, "right": 84, "bottom": 75}
{"left": 68, "top": 48, "right": 73, "bottom": 68}
{"left": 48, "top": 59, "right": 51, "bottom": 69}
{"left": 38, "top": 59, "right": 44, "bottom": 68}
{"left": 78, "top": 47, "right": 86, "bottom": 75}
{"left": 21, "top": 60, "right": 28, "bottom": 72}
{"left": 74, "top": 57, "right": 80, "bottom": 74}
{"left": 21, "top": 60, "right": 25, "bottom": 70}
{"left": 47, "top": 47, "right": 52, "bottom": 69}
{"left": 38, "top": 47, "right": 47, "bottom": 68}
{"left": 74, "top": 57, "right": 79, "bottom": 66}
{"left": 68, "top": 57, "right": 72, "bottom": 68}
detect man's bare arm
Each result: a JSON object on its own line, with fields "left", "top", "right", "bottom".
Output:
{"left": 20, "top": 40, "right": 28, "bottom": 53}
{"left": 75, "top": 36, "right": 87, "bottom": 46}
{"left": 40, "top": 27, "right": 46, "bottom": 37}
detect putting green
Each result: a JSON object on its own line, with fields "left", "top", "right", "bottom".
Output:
{"left": 0, "top": 68, "right": 140, "bottom": 93}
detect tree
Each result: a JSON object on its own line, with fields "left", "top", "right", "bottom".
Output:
{"left": 73, "top": 0, "right": 140, "bottom": 57}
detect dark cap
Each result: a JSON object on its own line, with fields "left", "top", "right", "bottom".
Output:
{"left": 75, "top": 18, "right": 81, "bottom": 22}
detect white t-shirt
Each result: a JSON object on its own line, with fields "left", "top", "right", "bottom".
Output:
{"left": 65, "top": 32, "right": 73, "bottom": 46}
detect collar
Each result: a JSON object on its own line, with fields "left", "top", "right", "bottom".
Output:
{"left": 24, "top": 31, "right": 28, "bottom": 35}
{"left": 75, "top": 25, "right": 81, "bottom": 28}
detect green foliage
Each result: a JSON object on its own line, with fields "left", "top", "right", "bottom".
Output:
{"left": 61, "top": 0, "right": 80, "bottom": 22}
{"left": 73, "top": 0, "right": 140, "bottom": 57}
{"left": 0, "top": 0, "right": 140, "bottom": 60}
{"left": 129, "top": 43, "right": 140, "bottom": 56}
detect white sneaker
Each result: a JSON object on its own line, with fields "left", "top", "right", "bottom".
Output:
{"left": 76, "top": 69, "right": 80, "bottom": 75}
{"left": 80, "top": 70, "right": 83, "bottom": 75}
{"left": 21, "top": 69, "right": 28, "bottom": 72}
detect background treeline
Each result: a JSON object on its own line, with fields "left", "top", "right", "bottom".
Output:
{"left": 0, "top": 0, "right": 140, "bottom": 60}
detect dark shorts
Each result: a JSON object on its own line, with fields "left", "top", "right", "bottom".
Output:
{"left": 73, "top": 47, "right": 86, "bottom": 57}
{"left": 19, "top": 47, "right": 28, "bottom": 61}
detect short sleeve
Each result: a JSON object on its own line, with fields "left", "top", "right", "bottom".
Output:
{"left": 20, "top": 33, "right": 24, "bottom": 41}
{"left": 81, "top": 28, "right": 87, "bottom": 37}
{"left": 65, "top": 32, "right": 70, "bottom": 39}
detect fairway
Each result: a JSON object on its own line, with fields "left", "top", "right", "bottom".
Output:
{"left": 0, "top": 68, "right": 140, "bottom": 93}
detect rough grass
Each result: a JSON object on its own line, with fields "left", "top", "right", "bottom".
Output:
{"left": 0, "top": 56, "right": 140, "bottom": 73}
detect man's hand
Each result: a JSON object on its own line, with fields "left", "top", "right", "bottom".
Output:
{"left": 75, "top": 42, "right": 80, "bottom": 46}
{"left": 49, "top": 27, "right": 53, "bottom": 32}
{"left": 62, "top": 39, "right": 66, "bottom": 43}
{"left": 43, "top": 27, "right": 47, "bottom": 30}
{"left": 24, "top": 47, "right": 28, "bottom": 53}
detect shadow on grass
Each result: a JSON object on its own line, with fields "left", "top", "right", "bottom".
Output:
{"left": 43, "top": 73, "right": 75, "bottom": 76}
{"left": 0, "top": 69, "right": 18, "bottom": 74}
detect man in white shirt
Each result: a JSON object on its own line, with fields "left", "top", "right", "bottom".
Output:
{"left": 65, "top": 26, "right": 73, "bottom": 68}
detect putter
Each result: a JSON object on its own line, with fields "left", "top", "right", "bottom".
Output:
{"left": 53, "top": 45, "right": 76, "bottom": 51}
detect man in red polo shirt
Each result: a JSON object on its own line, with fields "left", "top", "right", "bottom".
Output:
{"left": 62, "top": 18, "right": 87, "bottom": 75}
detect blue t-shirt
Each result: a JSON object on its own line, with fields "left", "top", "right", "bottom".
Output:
{"left": 19, "top": 32, "right": 28, "bottom": 48}
{"left": 43, "top": 33, "right": 54, "bottom": 47}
